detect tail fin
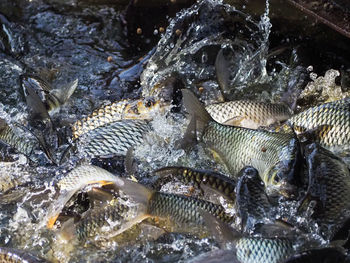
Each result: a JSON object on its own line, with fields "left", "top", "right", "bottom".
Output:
{"left": 51, "top": 79, "right": 78, "bottom": 105}
{"left": 199, "top": 209, "right": 241, "bottom": 247}
{"left": 181, "top": 89, "right": 213, "bottom": 140}
{"left": 115, "top": 178, "right": 154, "bottom": 209}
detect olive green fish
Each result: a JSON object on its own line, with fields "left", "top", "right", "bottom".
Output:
{"left": 0, "top": 118, "right": 38, "bottom": 159}
{"left": 77, "top": 119, "right": 151, "bottom": 158}
{"left": 72, "top": 99, "right": 165, "bottom": 139}
{"left": 300, "top": 143, "right": 350, "bottom": 226}
{"left": 47, "top": 164, "right": 123, "bottom": 229}
{"left": 0, "top": 247, "right": 48, "bottom": 263}
{"left": 182, "top": 89, "right": 299, "bottom": 197}
{"left": 153, "top": 166, "right": 236, "bottom": 201}
{"left": 59, "top": 199, "right": 141, "bottom": 242}
{"left": 206, "top": 100, "right": 292, "bottom": 129}
{"left": 115, "top": 178, "right": 235, "bottom": 227}
{"left": 201, "top": 211, "right": 297, "bottom": 263}
{"left": 287, "top": 98, "right": 350, "bottom": 153}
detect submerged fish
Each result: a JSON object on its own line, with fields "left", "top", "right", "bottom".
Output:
{"left": 182, "top": 89, "right": 300, "bottom": 196}
{"left": 287, "top": 98, "right": 350, "bottom": 153}
{"left": 47, "top": 165, "right": 123, "bottom": 229}
{"left": 21, "top": 74, "right": 78, "bottom": 114}
{"left": 206, "top": 100, "right": 292, "bottom": 129}
{"left": 153, "top": 166, "right": 236, "bottom": 201}
{"left": 114, "top": 178, "right": 235, "bottom": 228}
{"left": 201, "top": 211, "right": 298, "bottom": 263}
{"left": 0, "top": 247, "right": 48, "bottom": 263}
{"left": 300, "top": 143, "right": 350, "bottom": 227}
{"left": 0, "top": 118, "right": 39, "bottom": 160}
{"left": 72, "top": 99, "right": 165, "bottom": 139}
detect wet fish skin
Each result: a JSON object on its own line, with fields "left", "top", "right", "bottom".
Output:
{"left": 153, "top": 166, "right": 236, "bottom": 201}
{"left": 235, "top": 236, "right": 294, "bottom": 263}
{"left": 0, "top": 119, "right": 38, "bottom": 158}
{"left": 205, "top": 100, "right": 292, "bottom": 129}
{"left": 200, "top": 210, "right": 297, "bottom": 263}
{"left": 181, "top": 89, "right": 299, "bottom": 197}
{"left": 302, "top": 143, "right": 350, "bottom": 225}
{"left": 0, "top": 247, "right": 48, "bottom": 263}
{"left": 71, "top": 201, "right": 131, "bottom": 241}
{"left": 235, "top": 167, "right": 271, "bottom": 229}
{"left": 287, "top": 98, "right": 350, "bottom": 151}
{"left": 148, "top": 192, "right": 234, "bottom": 225}
{"left": 78, "top": 119, "right": 151, "bottom": 158}
{"left": 72, "top": 99, "right": 163, "bottom": 139}
{"left": 47, "top": 165, "right": 123, "bottom": 229}
{"left": 115, "top": 178, "right": 235, "bottom": 227}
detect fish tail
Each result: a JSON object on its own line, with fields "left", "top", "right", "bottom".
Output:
{"left": 181, "top": 89, "right": 213, "bottom": 143}
{"left": 51, "top": 79, "right": 78, "bottom": 105}
{"left": 58, "top": 218, "right": 76, "bottom": 241}
{"left": 199, "top": 208, "right": 241, "bottom": 247}
{"left": 116, "top": 178, "right": 154, "bottom": 210}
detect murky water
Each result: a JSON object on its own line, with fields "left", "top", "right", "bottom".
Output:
{"left": 1, "top": 0, "right": 350, "bottom": 262}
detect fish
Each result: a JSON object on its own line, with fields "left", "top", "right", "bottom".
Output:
{"left": 300, "top": 143, "right": 350, "bottom": 228}
{"left": 200, "top": 210, "right": 298, "bottom": 263}
{"left": 72, "top": 99, "right": 165, "bottom": 139}
{"left": 181, "top": 89, "right": 300, "bottom": 197}
{"left": 0, "top": 247, "right": 48, "bottom": 263}
{"left": 77, "top": 119, "right": 151, "bottom": 159}
{"left": 153, "top": 166, "right": 236, "bottom": 201}
{"left": 46, "top": 164, "right": 123, "bottom": 229}
{"left": 114, "top": 178, "right": 235, "bottom": 229}
{"left": 205, "top": 100, "right": 292, "bottom": 129}
{"left": 59, "top": 199, "right": 140, "bottom": 242}
{"left": 287, "top": 98, "right": 350, "bottom": 153}
{"left": 0, "top": 118, "right": 39, "bottom": 160}
{"left": 21, "top": 74, "right": 78, "bottom": 114}
{"left": 235, "top": 166, "right": 271, "bottom": 230}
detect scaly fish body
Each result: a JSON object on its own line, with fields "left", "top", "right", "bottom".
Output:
{"left": 0, "top": 247, "right": 48, "bottom": 263}
{"left": 69, "top": 201, "right": 132, "bottom": 241}
{"left": 47, "top": 165, "right": 123, "bottom": 229}
{"left": 303, "top": 143, "right": 350, "bottom": 224}
{"left": 287, "top": 98, "right": 350, "bottom": 151}
{"left": 235, "top": 237, "right": 294, "bottom": 263}
{"left": 78, "top": 119, "right": 151, "bottom": 158}
{"left": 148, "top": 192, "right": 234, "bottom": 225}
{"left": 182, "top": 90, "right": 299, "bottom": 196}
{"left": 0, "top": 119, "right": 38, "bottom": 158}
{"left": 206, "top": 100, "right": 292, "bottom": 129}
{"left": 154, "top": 167, "right": 236, "bottom": 201}
{"left": 72, "top": 99, "right": 164, "bottom": 139}
{"left": 235, "top": 167, "right": 271, "bottom": 229}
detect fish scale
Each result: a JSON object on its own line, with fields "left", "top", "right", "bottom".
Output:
{"left": 72, "top": 99, "right": 162, "bottom": 139}
{"left": 75, "top": 202, "right": 130, "bottom": 241}
{"left": 288, "top": 98, "right": 350, "bottom": 150}
{"left": 0, "top": 123, "right": 37, "bottom": 157}
{"left": 206, "top": 100, "right": 291, "bottom": 128}
{"left": 304, "top": 143, "right": 350, "bottom": 225}
{"left": 79, "top": 119, "right": 151, "bottom": 158}
{"left": 203, "top": 121, "right": 297, "bottom": 184}
{"left": 148, "top": 192, "right": 234, "bottom": 225}
{"left": 236, "top": 237, "right": 294, "bottom": 263}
